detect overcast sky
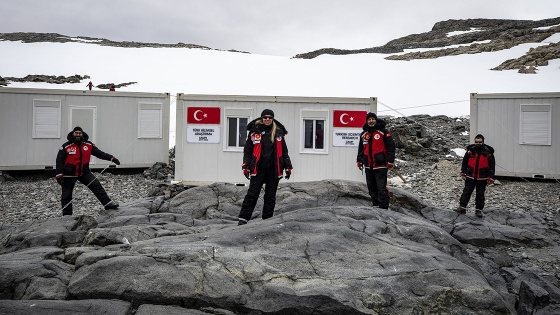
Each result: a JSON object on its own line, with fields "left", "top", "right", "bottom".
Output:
{"left": 2, "top": 0, "right": 560, "bottom": 56}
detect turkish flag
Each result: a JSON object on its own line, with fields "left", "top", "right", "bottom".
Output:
{"left": 187, "top": 107, "right": 221, "bottom": 124}
{"left": 333, "top": 110, "right": 366, "bottom": 128}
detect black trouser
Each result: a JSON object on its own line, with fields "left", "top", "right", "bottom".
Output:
{"left": 365, "top": 168, "right": 389, "bottom": 209}
{"left": 61, "top": 172, "right": 112, "bottom": 215}
{"left": 238, "top": 168, "right": 280, "bottom": 221}
{"left": 459, "top": 178, "right": 487, "bottom": 210}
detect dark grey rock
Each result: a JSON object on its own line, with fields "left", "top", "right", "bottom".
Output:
{"left": 136, "top": 304, "right": 231, "bottom": 315}
{"left": 0, "top": 299, "right": 131, "bottom": 315}
{"left": 518, "top": 280, "right": 550, "bottom": 315}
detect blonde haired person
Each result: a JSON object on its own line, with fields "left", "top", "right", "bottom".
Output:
{"left": 238, "top": 109, "right": 293, "bottom": 225}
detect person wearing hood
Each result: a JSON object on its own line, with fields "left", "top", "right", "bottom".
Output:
{"left": 356, "top": 112, "right": 396, "bottom": 209}
{"left": 55, "top": 126, "right": 120, "bottom": 215}
{"left": 455, "top": 134, "right": 495, "bottom": 218}
{"left": 238, "top": 109, "right": 293, "bottom": 225}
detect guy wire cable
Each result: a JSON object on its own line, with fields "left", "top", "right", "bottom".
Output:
{"left": 56, "top": 112, "right": 162, "bottom": 216}
{"left": 377, "top": 100, "right": 533, "bottom": 184}
{"left": 378, "top": 99, "right": 473, "bottom": 154}
{"left": 377, "top": 99, "right": 469, "bottom": 113}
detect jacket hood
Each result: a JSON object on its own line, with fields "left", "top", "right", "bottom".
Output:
{"left": 66, "top": 130, "right": 89, "bottom": 142}
{"left": 466, "top": 143, "right": 494, "bottom": 154}
{"left": 247, "top": 118, "right": 288, "bottom": 135}
{"left": 362, "top": 118, "right": 386, "bottom": 131}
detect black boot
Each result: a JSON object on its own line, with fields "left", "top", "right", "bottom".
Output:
{"left": 104, "top": 201, "right": 119, "bottom": 210}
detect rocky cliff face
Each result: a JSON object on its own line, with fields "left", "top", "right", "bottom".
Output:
{"left": 293, "top": 17, "right": 560, "bottom": 74}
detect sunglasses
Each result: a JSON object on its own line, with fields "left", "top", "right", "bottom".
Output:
{"left": 262, "top": 116, "right": 273, "bottom": 120}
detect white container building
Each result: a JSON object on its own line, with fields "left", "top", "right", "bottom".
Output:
{"left": 470, "top": 92, "right": 560, "bottom": 179}
{"left": 0, "top": 87, "right": 170, "bottom": 171}
{"left": 175, "top": 94, "right": 377, "bottom": 184}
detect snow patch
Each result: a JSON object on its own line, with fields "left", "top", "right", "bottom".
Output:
{"left": 447, "top": 28, "right": 482, "bottom": 37}
{"left": 449, "top": 148, "right": 466, "bottom": 158}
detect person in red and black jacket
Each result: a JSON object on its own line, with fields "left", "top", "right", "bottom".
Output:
{"left": 55, "top": 126, "right": 120, "bottom": 215}
{"left": 238, "top": 109, "right": 293, "bottom": 225}
{"left": 357, "top": 112, "right": 396, "bottom": 209}
{"left": 455, "top": 134, "right": 495, "bottom": 218}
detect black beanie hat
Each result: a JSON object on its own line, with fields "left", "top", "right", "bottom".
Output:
{"left": 73, "top": 126, "right": 83, "bottom": 132}
{"left": 261, "top": 109, "right": 274, "bottom": 118}
{"left": 366, "top": 112, "right": 377, "bottom": 120}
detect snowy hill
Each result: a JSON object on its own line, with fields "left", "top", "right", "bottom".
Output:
{"left": 1, "top": 18, "right": 559, "bottom": 144}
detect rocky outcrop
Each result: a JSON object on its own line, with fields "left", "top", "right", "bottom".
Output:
{"left": 0, "top": 32, "right": 248, "bottom": 53}
{"left": 388, "top": 114, "right": 468, "bottom": 155}
{"left": 383, "top": 27, "right": 557, "bottom": 63}
{"left": 293, "top": 17, "right": 560, "bottom": 73}
{"left": 492, "top": 42, "right": 560, "bottom": 72}
{"left": 95, "top": 82, "right": 138, "bottom": 90}
{"left": 1, "top": 180, "right": 559, "bottom": 314}
{"left": 1, "top": 74, "right": 89, "bottom": 85}
{"left": 0, "top": 74, "right": 137, "bottom": 90}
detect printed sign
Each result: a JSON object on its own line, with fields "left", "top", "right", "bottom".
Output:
{"left": 333, "top": 110, "right": 367, "bottom": 128}
{"left": 187, "top": 126, "right": 220, "bottom": 143}
{"left": 332, "top": 129, "right": 362, "bottom": 147}
{"left": 187, "top": 107, "right": 221, "bottom": 124}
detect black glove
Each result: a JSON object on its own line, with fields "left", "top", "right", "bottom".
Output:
{"left": 285, "top": 169, "right": 291, "bottom": 180}
{"left": 112, "top": 157, "right": 120, "bottom": 165}
{"left": 56, "top": 176, "right": 63, "bottom": 186}
{"left": 242, "top": 163, "right": 250, "bottom": 180}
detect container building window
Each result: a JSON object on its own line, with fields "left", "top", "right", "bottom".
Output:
{"left": 301, "top": 110, "right": 328, "bottom": 154}
{"left": 138, "top": 103, "right": 162, "bottom": 138}
{"left": 224, "top": 108, "right": 252, "bottom": 151}
{"left": 227, "top": 117, "right": 249, "bottom": 148}
{"left": 519, "top": 104, "right": 551, "bottom": 145}
{"left": 33, "top": 99, "right": 61, "bottom": 138}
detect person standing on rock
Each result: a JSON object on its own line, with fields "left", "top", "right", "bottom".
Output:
{"left": 238, "top": 109, "right": 293, "bottom": 225}
{"left": 455, "top": 134, "right": 495, "bottom": 218}
{"left": 86, "top": 81, "right": 94, "bottom": 90}
{"left": 55, "top": 126, "right": 121, "bottom": 215}
{"left": 357, "top": 112, "right": 396, "bottom": 209}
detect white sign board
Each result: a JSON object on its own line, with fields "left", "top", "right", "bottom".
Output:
{"left": 332, "top": 129, "right": 362, "bottom": 147}
{"left": 187, "top": 126, "right": 220, "bottom": 143}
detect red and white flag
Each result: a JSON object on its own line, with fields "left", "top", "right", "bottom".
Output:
{"left": 333, "top": 110, "right": 366, "bottom": 128}
{"left": 187, "top": 107, "right": 221, "bottom": 124}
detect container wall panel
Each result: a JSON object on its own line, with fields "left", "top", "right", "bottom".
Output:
{"left": 0, "top": 88, "right": 170, "bottom": 170}
{"left": 473, "top": 93, "right": 559, "bottom": 179}
{"left": 176, "top": 95, "right": 376, "bottom": 183}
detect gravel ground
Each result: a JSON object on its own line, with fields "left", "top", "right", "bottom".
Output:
{"left": 1, "top": 160, "right": 559, "bottom": 225}
{"left": 0, "top": 169, "right": 162, "bottom": 224}
{"left": 399, "top": 159, "right": 560, "bottom": 224}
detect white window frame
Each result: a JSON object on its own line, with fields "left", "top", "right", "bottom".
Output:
{"left": 300, "top": 110, "right": 328, "bottom": 154}
{"left": 68, "top": 106, "right": 98, "bottom": 163}
{"left": 33, "top": 99, "right": 61, "bottom": 138}
{"left": 519, "top": 104, "right": 551, "bottom": 146}
{"left": 224, "top": 108, "right": 253, "bottom": 152}
{"left": 138, "top": 103, "right": 163, "bottom": 138}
